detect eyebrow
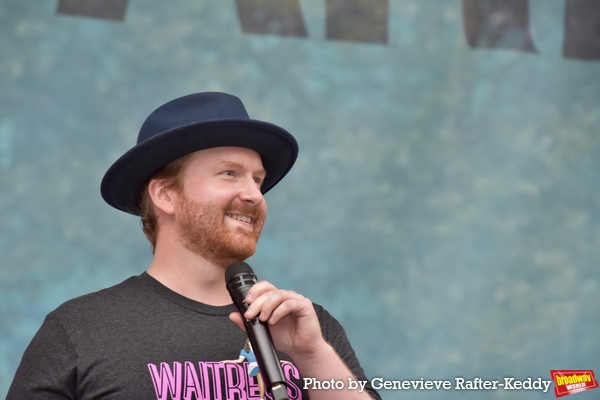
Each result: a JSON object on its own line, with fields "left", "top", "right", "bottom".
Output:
{"left": 217, "top": 160, "right": 267, "bottom": 177}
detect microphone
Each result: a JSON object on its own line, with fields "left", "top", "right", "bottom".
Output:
{"left": 225, "top": 262, "right": 289, "bottom": 400}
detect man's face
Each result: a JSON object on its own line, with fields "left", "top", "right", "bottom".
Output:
{"left": 174, "top": 147, "right": 267, "bottom": 267}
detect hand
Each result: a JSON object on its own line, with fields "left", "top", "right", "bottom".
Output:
{"left": 228, "top": 281, "right": 328, "bottom": 361}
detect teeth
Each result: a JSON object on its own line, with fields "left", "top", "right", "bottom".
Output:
{"left": 230, "top": 214, "right": 251, "bottom": 223}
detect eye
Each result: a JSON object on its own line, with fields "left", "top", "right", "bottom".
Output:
{"left": 222, "top": 171, "right": 235, "bottom": 177}
{"left": 254, "top": 176, "right": 264, "bottom": 186}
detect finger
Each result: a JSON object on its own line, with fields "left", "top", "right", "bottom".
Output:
{"left": 268, "top": 294, "right": 314, "bottom": 325}
{"left": 244, "top": 288, "right": 280, "bottom": 320}
{"left": 259, "top": 290, "right": 304, "bottom": 322}
{"left": 248, "top": 289, "right": 306, "bottom": 323}
{"left": 245, "top": 280, "right": 277, "bottom": 303}
{"left": 244, "top": 281, "right": 281, "bottom": 319}
{"left": 266, "top": 298, "right": 305, "bottom": 325}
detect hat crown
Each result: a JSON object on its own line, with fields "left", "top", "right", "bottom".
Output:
{"left": 101, "top": 91, "right": 297, "bottom": 215}
{"left": 138, "top": 92, "right": 250, "bottom": 144}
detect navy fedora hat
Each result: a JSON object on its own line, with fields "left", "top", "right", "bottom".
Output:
{"left": 100, "top": 92, "right": 298, "bottom": 215}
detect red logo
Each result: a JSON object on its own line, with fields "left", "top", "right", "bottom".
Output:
{"left": 550, "top": 370, "right": 599, "bottom": 397}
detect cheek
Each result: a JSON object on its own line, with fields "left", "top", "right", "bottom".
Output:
{"left": 260, "top": 202, "right": 268, "bottom": 216}
{"left": 186, "top": 185, "right": 230, "bottom": 205}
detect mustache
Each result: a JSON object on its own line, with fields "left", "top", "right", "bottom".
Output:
{"left": 224, "top": 201, "right": 263, "bottom": 219}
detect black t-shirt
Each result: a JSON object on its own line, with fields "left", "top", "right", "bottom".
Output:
{"left": 8, "top": 273, "right": 380, "bottom": 399}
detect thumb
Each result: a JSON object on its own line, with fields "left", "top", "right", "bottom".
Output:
{"left": 229, "top": 312, "right": 246, "bottom": 332}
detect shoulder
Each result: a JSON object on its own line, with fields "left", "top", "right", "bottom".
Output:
{"left": 49, "top": 275, "right": 150, "bottom": 329}
{"left": 55, "top": 275, "right": 141, "bottom": 310}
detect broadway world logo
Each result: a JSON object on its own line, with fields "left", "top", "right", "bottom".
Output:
{"left": 550, "top": 370, "right": 598, "bottom": 398}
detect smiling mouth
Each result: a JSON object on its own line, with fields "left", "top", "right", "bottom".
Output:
{"left": 226, "top": 213, "right": 252, "bottom": 224}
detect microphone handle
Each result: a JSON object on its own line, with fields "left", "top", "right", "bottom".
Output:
{"left": 227, "top": 271, "right": 289, "bottom": 400}
{"left": 243, "top": 317, "right": 289, "bottom": 400}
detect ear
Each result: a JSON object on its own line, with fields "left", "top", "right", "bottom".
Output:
{"left": 147, "top": 178, "right": 179, "bottom": 216}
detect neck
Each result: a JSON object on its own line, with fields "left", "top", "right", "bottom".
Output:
{"left": 147, "top": 236, "right": 234, "bottom": 306}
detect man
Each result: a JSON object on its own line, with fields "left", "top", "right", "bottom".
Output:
{"left": 8, "top": 92, "right": 380, "bottom": 399}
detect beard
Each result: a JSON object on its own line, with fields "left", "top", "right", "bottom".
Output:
{"left": 175, "top": 191, "right": 266, "bottom": 267}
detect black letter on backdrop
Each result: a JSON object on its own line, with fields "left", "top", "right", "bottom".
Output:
{"left": 462, "top": 0, "right": 536, "bottom": 52}
{"left": 235, "top": 0, "right": 307, "bottom": 37}
{"left": 326, "top": 0, "right": 388, "bottom": 44}
{"left": 563, "top": 0, "right": 600, "bottom": 60}
{"left": 56, "top": 0, "right": 128, "bottom": 21}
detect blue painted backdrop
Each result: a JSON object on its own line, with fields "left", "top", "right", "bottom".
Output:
{"left": 1, "top": 1, "right": 599, "bottom": 398}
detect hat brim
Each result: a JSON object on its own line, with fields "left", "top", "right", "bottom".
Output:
{"left": 100, "top": 119, "right": 298, "bottom": 215}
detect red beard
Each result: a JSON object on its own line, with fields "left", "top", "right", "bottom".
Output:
{"left": 175, "top": 192, "right": 266, "bottom": 267}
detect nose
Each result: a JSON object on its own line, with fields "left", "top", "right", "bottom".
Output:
{"left": 238, "top": 177, "right": 264, "bottom": 205}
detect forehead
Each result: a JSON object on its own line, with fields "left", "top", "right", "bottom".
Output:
{"left": 185, "top": 146, "right": 265, "bottom": 171}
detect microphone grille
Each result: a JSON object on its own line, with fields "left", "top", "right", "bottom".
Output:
{"left": 225, "top": 262, "right": 255, "bottom": 282}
